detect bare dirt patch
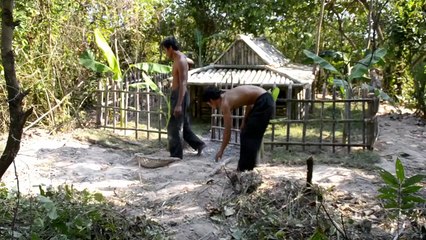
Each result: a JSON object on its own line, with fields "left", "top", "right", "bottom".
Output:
{"left": 1, "top": 104, "right": 425, "bottom": 239}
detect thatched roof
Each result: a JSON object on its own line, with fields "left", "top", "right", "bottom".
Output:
{"left": 188, "top": 34, "right": 314, "bottom": 87}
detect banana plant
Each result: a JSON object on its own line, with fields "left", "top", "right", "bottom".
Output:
{"left": 127, "top": 63, "right": 172, "bottom": 126}
{"left": 304, "top": 48, "right": 390, "bottom": 144}
{"left": 303, "top": 48, "right": 390, "bottom": 100}
{"left": 79, "top": 29, "right": 172, "bottom": 128}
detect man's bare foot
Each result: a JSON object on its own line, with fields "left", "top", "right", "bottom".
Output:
{"left": 197, "top": 143, "right": 207, "bottom": 156}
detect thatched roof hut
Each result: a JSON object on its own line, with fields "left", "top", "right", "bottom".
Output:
{"left": 187, "top": 34, "right": 314, "bottom": 118}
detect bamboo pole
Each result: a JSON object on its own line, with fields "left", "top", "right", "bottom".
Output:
{"left": 104, "top": 80, "right": 110, "bottom": 129}
{"left": 135, "top": 86, "right": 140, "bottom": 139}
{"left": 146, "top": 81, "right": 151, "bottom": 140}
{"left": 332, "top": 87, "right": 336, "bottom": 153}
{"left": 286, "top": 84, "right": 293, "bottom": 150}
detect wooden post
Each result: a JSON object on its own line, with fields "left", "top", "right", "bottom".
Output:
{"left": 124, "top": 80, "right": 129, "bottom": 136}
{"left": 302, "top": 87, "right": 311, "bottom": 151}
{"left": 112, "top": 81, "right": 117, "bottom": 132}
{"left": 286, "top": 84, "right": 293, "bottom": 150}
{"left": 96, "top": 80, "right": 103, "bottom": 127}
{"left": 146, "top": 81, "right": 151, "bottom": 140}
{"left": 135, "top": 85, "right": 140, "bottom": 139}
{"left": 366, "top": 97, "right": 379, "bottom": 150}
{"left": 104, "top": 80, "right": 109, "bottom": 129}
{"left": 158, "top": 81, "right": 163, "bottom": 142}
{"left": 332, "top": 87, "right": 336, "bottom": 153}
{"left": 362, "top": 88, "right": 367, "bottom": 149}
{"left": 346, "top": 90, "right": 352, "bottom": 153}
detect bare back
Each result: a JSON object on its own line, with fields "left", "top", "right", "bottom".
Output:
{"left": 221, "top": 85, "right": 267, "bottom": 111}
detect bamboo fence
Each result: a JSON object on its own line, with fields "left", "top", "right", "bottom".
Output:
{"left": 210, "top": 86, "right": 379, "bottom": 153}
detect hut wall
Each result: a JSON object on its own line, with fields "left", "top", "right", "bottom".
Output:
{"left": 215, "top": 40, "right": 265, "bottom": 66}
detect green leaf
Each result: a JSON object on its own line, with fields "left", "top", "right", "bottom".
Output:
{"left": 333, "top": 78, "right": 349, "bottom": 88}
{"left": 128, "top": 82, "right": 148, "bottom": 90}
{"left": 349, "top": 48, "right": 387, "bottom": 81}
{"left": 378, "top": 186, "right": 397, "bottom": 195}
{"left": 402, "top": 185, "right": 422, "bottom": 194}
{"left": 384, "top": 200, "right": 398, "bottom": 209}
{"left": 395, "top": 158, "right": 405, "bottom": 182}
{"left": 271, "top": 87, "right": 280, "bottom": 102}
{"left": 378, "top": 193, "right": 396, "bottom": 200}
{"left": 47, "top": 207, "right": 59, "bottom": 220}
{"left": 374, "top": 89, "right": 393, "bottom": 102}
{"left": 142, "top": 73, "right": 160, "bottom": 93}
{"left": 79, "top": 50, "right": 112, "bottom": 73}
{"left": 309, "top": 228, "right": 328, "bottom": 240}
{"left": 303, "top": 50, "right": 341, "bottom": 75}
{"left": 94, "top": 29, "right": 122, "bottom": 81}
{"left": 403, "top": 174, "right": 425, "bottom": 187}
{"left": 379, "top": 169, "right": 399, "bottom": 187}
{"left": 93, "top": 193, "right": 104, "bottom": 202}
{"left": 400, "top": 202, "right": 415, "bottom": 209}
{"left": 131, "top": 63, "right": 172, "bottom": 75}
{"left": 402, "top": 195, "right": 425, "bottom": 203}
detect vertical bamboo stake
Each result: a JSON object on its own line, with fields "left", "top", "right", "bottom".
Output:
{"left": 135, "top": 85, "right": 140, "bottom": 139}
{"left": 158, "top": 81, "right": 163, "bottom": 142}
{"left": 362, "top": 88, "right": 367, "bottom": 149}
{"left": 96, "top": 80, "right": 103, "bottom": 127}
{"left": 302, "top": 88, "right": 310, "bottom": 151}
{"left": 332, "top": 87, "right": 337, "bottom": 153}
{"left": 319, "top": 83, "right": 326, "bottom": 150}
{"left": 286, "top": 84, "right": 293, "bottom": 150}
{"left": 104, "top": 80, "right": 110, "bottom": 129}
{"left": 112, "top": 81, "right": 117, "bottom": 132}
{"left": 347, "top": 89, "right": 352, "bottom": 152}
{"left": 146, "top": 82, "right": 151, "bottom": 140}
{"left": 124, "top": 80, "right": 129, "bottom": 136}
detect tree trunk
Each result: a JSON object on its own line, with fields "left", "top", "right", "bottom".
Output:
{"left": 0, "top": 0, "right": 33, "bottom": 179}
{"left": 311, "top": 0, "right": 326, "bottom": 112}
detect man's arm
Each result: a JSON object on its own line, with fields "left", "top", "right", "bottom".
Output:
{"left": 215, "top": 104, "right": 232, "bottom": 161}
{"left": 174, "top": 58, "right": 188, "bottom": 117}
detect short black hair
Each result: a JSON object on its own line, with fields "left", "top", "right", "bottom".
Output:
{"left": 202, "top": 86, "right": 224, "bottom": 102}
{"left": 160, "top": 36, "right": 180, "bottom": 51}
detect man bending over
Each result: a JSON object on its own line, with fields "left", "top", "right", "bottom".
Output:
{"left": 202, "top": 85, "right": 274, "bottom": 171}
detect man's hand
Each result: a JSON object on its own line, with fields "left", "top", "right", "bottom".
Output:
{"left": 215, "top": 150, "right": 224, "bottom": 162}
{"left": 173, "top": 105, "right": 182, "bottom": 117}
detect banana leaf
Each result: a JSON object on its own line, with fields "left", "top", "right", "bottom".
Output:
{"left": 79, "top": 50, "right": 112, "bottom": 73}
{"left": 131, "top": 63, "right": 172, "bottom": 75}
{"left": 303, "top": 50, "right": 341, "bottom": 76}
{"left": 349, "top": 48, "right": 387, "bottom": 81}
{"left": 94, "top": 29, "right": 122, "bottom": 81}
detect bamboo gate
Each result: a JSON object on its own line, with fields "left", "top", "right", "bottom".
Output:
{"left": 96, "top": 77, "right": 379, "bottom": 152}
{"left": 96, "top": 72, "right": 170, "bottom": 141}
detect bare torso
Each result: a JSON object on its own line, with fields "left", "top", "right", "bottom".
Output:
{"left": 214, "top": 85, "right": 267, "bottom": 161}
{"left": 171, "top": 52, "right": 188, "bottom": 91}
{"left": 221, "top": 85, "right": 267, "bottom": 110}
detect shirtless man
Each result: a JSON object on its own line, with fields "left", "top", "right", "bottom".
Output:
{"left": 161, "top": 36, "right": 205, "bottom": 159}
{"left": 202, "top": 85, "right": 274, "bottom": 171}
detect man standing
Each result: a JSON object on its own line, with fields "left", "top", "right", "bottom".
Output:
{"left": 202, "top": 85, "right": 274, "bottom": 171}
{"left": 161, "top": 36, "right": 206, "bottom": 159}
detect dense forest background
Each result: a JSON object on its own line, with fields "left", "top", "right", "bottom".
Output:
{"left": 0, "top": 0, "right": 425, "bottom": 133}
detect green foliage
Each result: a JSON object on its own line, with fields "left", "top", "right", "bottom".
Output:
{"left": 0, "top": 185, "right": 167, "bottom": 239}
{"left": 377, "top": 158, "right": 425, "bottom": 218}
{"left": 79, "top": 50, "right": 112, "bottom": 74}
{"left": 304, "top": 48, "right": 390, "bottom": 101}
{"left": 94, "top": 29, "right": 123, "bottom": 81}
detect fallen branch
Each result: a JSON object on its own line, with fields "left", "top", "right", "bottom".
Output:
{"left": 208, "top": 157, "right": 236, "bottom": 177}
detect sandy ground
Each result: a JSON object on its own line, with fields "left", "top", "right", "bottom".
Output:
{"left": 1, "top": 104, "right": 425, "bottom": 239}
